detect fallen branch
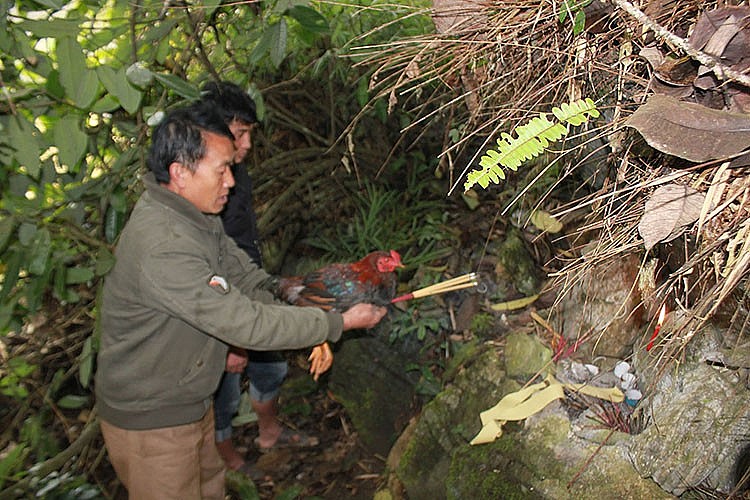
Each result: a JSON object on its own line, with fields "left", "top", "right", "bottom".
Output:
{"left": 0, "top": 416, "right": 101, "bottom": 497}
{"left": 610, "top": 0, "right": 750, "bottom": 88}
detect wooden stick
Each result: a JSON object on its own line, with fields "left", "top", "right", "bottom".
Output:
{"left": 391, "top": 273, "right": 479, "bottom": 303}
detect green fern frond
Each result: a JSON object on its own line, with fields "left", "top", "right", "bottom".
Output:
{"left": 464, "top": 98, "right": 599, "bottom": 192}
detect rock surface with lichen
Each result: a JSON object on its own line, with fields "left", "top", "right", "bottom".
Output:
{"left": 385, "top": 338, "right": 673, "bottom": 499}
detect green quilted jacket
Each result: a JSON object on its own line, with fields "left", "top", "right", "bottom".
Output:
{"left": 95, "top": 173, "right": 342, "bottom": 429}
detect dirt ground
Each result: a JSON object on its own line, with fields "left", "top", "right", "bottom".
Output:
{"left": 230, "top": 353, "right": 388, "bottom": 499}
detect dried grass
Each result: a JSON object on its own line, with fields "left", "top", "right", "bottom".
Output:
{"left": 347, "top": 0, "right": 750, "bottom": 374}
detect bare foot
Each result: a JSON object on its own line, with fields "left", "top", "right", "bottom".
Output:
{"left": 254, "top": 423, "right": 283, "bottom": 450}
{"left": 254, "top": 427, "right": 319, "bottom": 452}
{"left": 215, "top": 438, "right": 244, "bottom": 470}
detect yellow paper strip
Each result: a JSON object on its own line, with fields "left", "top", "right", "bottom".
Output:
{"left": 470, "top": 375, "right": 625, "bottom": 445}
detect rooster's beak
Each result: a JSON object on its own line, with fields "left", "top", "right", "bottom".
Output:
{"left": 390, "top": 250, "right": 405, "bottom": 268}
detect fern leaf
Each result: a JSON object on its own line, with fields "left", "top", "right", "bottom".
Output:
{"left": 552, "top": 98, "right": 599, "bottom": 126}
{"left": 464, "top": 98, "right": 598, "bottom": 192}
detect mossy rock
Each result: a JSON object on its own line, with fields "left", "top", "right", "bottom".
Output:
{"left": 504, "top": 332, "right": 552, "bottom": 379}
{"left": 396, "top": 346, "right": 514, "bottom": 499}
{"left": 328, "top": 335, "right": 419, "bottom": 456}
{"left": 447, "top": 406, "right": 672, "bottom": 500}
{"left": 495, "top": 226, "right": 542, "bottom": 297}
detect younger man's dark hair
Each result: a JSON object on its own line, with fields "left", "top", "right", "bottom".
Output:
{"left": 147, "top": 104, "right": 233, "bottom": 184}
{"left": 201, "top": 81, "right": 258, "bottom": 125}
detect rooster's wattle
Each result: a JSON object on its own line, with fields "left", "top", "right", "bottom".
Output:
{"left": 277, "top": 250, "right": 404, "bottom": 312}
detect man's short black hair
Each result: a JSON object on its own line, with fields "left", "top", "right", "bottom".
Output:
{"left": 201, "top": 81, "right": 258, "bottom": 126}
{"left": 147, "top": 104, "right": 233, "bottom": 184}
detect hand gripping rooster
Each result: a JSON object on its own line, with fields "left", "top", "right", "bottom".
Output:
{"left": 277, "top": 250, "right": 404, "bottom": 380}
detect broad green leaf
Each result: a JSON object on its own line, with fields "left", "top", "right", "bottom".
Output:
{"left": 89, "top": 23, "right": 129, "bottom": 50}
{"left": 274, "top": 0, "right": 297, "bottom": 14}
{"left": 203, "top": 0, "right": 222, "bottom": 17}
{"left": 0, "top": 252, "right": 21, "bottom": 303}
{"left": 25, "top": 261, "right": 52, "bottom": 311}
{"left": 57, "top": 37, "right": 100, "bottom": 108}
{"left": 54, "top": 115, "right": 88, "bottom": 169}
{"left": 16, "top": 18, "right": 80, "bottom": 38}
{"left": 17, "top": 223, "right": 37, "bottom": 246}
{"left": 270, "top": 20, "right": 289, "bottom": 68}
{"left": 45, "top": 69, "right": 65, "bottom": 100}
{"left": 65, "top": 266, "right": 94, "bottom": 284}
{"left": 76, "top": 70, "right": 101, "bottom": 110}
{"left": 96, "top": 66, "right": 142, "bottom": 114}
{"left": 28, "top": 228, "right": 51, "bottom": 275}
{"left": 95, "top": 247, "right": 116, "bottom": 276}
{"left": 286, "top": 5, "right": 330, "bottom": 34}
{"left": 8, "top": 175, "right": 35, "bottom": 199}
{"left": 5, "top": 115, "right": 41, "bottom": 177}
{"left": 246, "top": 84, "right": 266, "bottom": 122}
{"left": 0, "top": 299, "right": 19, "bottom": 334}
{"left": 53, "top": 261, "right": 66, "bottom": 302}
{"left": 56, "top": 394, "right": 89, "bottom": 409}
{"left": 152, "top": 73, "right": 200, "bottom": 100}
{"left": 559, "top": 0, "right": 571, "bottom": 22}
{"left": 0, "top": 216, "right": 16, "bottom": 253}
{"left": 104, "top": 204, "right": 125, "bottom": 243}
{"left": 91, "top": 94, "right": 121, "bottom": 113}
{"left": 0, "top": 443, "right": 28, "bottom": 490}
{"left": 530, "top": 209, "right": 563, "bottom": 233}
{"left": 573, "top": 9, "right": 586, "bottom": 35}
{"left": 0, "top": 23, "right": 11, "bottom": 52}
{"left": 31, "top": 0, "right": 66, "bottom": 8}
{"left": 8, "top": 357, "right": 36, "bottom": 377}
{"left": 108, "top": 191, "right": 126, "bottom": 215}
{"left": 142, "top": 19, "right": 178, "bottom": 44}
{"left": 126, "top": 62, "right": 153, "bottom": 87}
{"left": 250, "top": 28, "right": 273, "bottom": 65}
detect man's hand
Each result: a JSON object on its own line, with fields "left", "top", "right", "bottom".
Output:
{"left": 308, "top": 342, "right": 333, "bottom": 381}
{"left": 225, "top": 347, "right": 248, "bottom": 373}
{"left": 341, "top": 303, "right": 387, "bottom": 331}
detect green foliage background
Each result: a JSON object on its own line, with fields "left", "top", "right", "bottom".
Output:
{"left": 0, "top": 1, "right": 447, "bottom": 494}
{"left": 0, "top": 0, "right": 433, "bottom": 336}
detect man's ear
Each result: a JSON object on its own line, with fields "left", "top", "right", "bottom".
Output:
{"left": 168, "top": 162, "right": 186, "bottom": 187}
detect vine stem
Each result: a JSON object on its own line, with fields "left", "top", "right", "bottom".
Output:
{"left": 609, "top": 0, "right": 750, "bottom": 89}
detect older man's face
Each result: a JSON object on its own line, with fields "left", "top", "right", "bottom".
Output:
{"left": 180, "top": 131, "right": 236, "bottom": 214}
{"left": 228, "top": 119, "right": 254, "bottom": 164}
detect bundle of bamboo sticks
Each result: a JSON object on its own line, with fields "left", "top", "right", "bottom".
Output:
{"left": 391, "top": 272, "right": 479, "bottom": 304}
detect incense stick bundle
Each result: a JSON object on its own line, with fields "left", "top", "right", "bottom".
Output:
{"left": 391, "top": 273, "right": 479, "bottom": 303}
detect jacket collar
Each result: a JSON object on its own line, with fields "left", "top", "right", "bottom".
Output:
{"left": 142, "top": 172, "right": 218, "bottom": 231}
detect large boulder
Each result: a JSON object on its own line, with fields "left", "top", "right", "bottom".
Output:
{"left": 387, "top": 340, "right": 671, "bottom": 499}
{"left": 327, "top": 333, "right": 420, "bottom": 456}
{"left": 394, "top": 345, "right": 513, "bottom": 499}
{"left": 630, "top": 322, "right": 750, "bottom": 495}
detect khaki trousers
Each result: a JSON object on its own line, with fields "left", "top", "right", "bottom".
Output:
{"left": 100, "top": 408, "right": 226, "bottom": 499}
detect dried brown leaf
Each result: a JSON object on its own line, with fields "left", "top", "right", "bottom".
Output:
{"left": 626, "top": 94, "right": 750, "bottom": 162}
{"left": 689, "top": 7, "right": 750, "bottom": 64}
{"left": 639, "top": 183, "right": 705, "bottom": 251}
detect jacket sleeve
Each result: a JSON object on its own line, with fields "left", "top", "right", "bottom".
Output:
{"left": 136, "top": 235, "right": 343, "bottom": 350}
{"left": 219, "top": 229, "right": 276, "bottom": 302}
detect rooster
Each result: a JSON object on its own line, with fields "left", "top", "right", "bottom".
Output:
{"left": 277, "top": 250, "right": 404, "bottom": 379}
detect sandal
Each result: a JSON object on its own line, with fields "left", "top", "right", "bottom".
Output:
{"left": 254, "top": 427, "right": 319, "bottom": 453}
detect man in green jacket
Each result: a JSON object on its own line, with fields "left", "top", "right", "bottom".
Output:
{"left": 94, "top": 105, "right": 386, "bottom": 499}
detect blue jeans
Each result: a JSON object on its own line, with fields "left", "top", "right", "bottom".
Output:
{"left": 214, "top": 351, "right": 288, "bottom": 442}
